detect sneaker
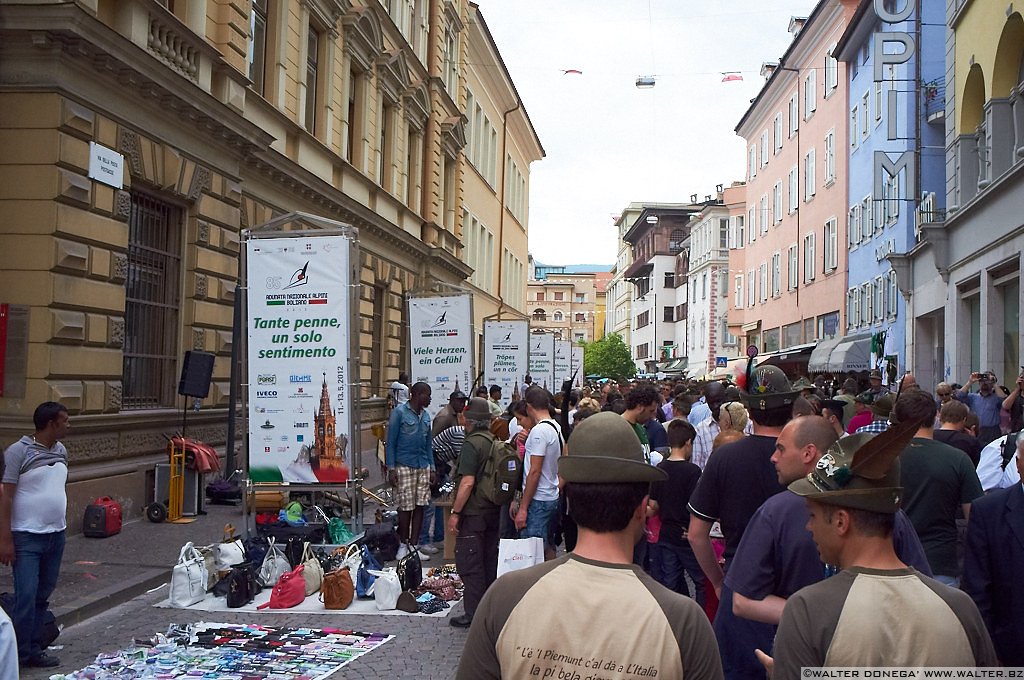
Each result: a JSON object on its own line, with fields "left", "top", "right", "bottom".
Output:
{"left": 395, "top": 544, "right": 409, "bottom": 561}
{"left": 419, "top": 543, "right": 439, "bottom": 555}
{"left": 22, "top": 652, "right": 60, "bottom": 668}
{"left": 415, "top": 547, "right": 431, "bottom": 561}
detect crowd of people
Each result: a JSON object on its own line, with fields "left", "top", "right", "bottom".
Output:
{"left": 387, "top": 364, "right": 1024, "bottom": 678}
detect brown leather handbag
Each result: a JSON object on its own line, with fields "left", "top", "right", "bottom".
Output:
{"left": 320, "top": 566, "right": 354, "bottom": 610}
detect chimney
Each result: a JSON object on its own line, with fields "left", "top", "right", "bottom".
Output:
{"left": 761, "top": 61, "right": 779, "bottom": 79}
{"left": 788, "top": 16, "right": 807, "bottom": 37}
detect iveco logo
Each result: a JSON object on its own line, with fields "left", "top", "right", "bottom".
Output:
{"left": 290, "top": 375, "right": 312, "bottom": 383}
{"left": 256, "top": 390, "right": 278, "bottom": 399}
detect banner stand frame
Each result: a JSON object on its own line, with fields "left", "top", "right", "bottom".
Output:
{"left": 238, "top": 213, "right": 363, "bottom": 537}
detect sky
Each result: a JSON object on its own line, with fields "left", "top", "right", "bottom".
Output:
{"left": 475, "top": 0, "right": 817, "bottom": 266}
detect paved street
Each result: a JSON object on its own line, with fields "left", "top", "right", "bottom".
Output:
{"left": 24, "top": 588, "right": 470, "bottom": 680}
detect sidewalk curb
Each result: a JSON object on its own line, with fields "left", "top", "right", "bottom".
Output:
{"left": 53, "top": 568, "right": 170, "bottom": 628}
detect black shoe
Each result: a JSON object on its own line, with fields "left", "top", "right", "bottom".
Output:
{"left": 449, "top": 615, "right": 473, "bottom": 628}
{"left": 22, "top": 652, "right": 60, "bottom": 668}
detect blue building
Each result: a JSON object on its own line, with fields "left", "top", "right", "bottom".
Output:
{"left": 833, "top": 0, "right": 946, "bottom": 379}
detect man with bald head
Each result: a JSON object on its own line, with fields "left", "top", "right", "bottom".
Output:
{"left": 690, "top": 381, "right": 728, "bottom": 470}
{"left": 727, "top": 416, "right": 930, "bottom": 627}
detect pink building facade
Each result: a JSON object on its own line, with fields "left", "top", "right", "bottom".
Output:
{"left": 729, "top": 2, "right": 858, "bottom": 356}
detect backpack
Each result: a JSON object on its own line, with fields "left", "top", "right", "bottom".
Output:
{"left": 1001, "top": 431, "right": 1020, "bottom": 470}
{"left": 473, "top": 432, "right": 523, "bottom": 506}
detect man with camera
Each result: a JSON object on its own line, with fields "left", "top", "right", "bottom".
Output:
{"left": 957, "top": 371, "right": 1004, "bottom": 445}
{"left": 1001, "top": 370, "right": 1024, "bottom": 433}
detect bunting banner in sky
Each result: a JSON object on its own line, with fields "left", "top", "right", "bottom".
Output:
{"left": 407, "top": 294, "right": 474, "bottom": 419}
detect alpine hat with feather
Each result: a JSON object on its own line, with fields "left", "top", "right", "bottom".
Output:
{"left": 787, "top": 417, "right": 920, "bottom": 513}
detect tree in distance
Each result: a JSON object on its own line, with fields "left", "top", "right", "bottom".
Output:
{"left": 582, "top": 333, "right": 636, "bottom": 382}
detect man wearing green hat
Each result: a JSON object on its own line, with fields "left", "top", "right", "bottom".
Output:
{"left": 456, "top": 412, "right": 722, "bottom": 680}
{"left": 762, "top": 420, "right": 997, "bottom": 674}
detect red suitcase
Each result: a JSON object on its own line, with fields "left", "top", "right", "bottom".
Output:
{"left": 83, "top": 496, "right": 122, "bottom": 537}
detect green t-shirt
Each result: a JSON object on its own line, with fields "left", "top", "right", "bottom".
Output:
{"left": 456, "top": 430, "right": 499, "bottom": 515}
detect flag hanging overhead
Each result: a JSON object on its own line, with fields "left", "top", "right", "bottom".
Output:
{"left": 721, "top": 72, "right": 744, "bottom": 82}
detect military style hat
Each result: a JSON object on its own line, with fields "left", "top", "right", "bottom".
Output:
{"left": 448, "top": 390, "right": 468, "bottom": 402}
{"left": 870, "top": 394, "right": 894, "bottom": 419}
{"left": 854, "top": 390, "right": 876, "bottom": 405}
{"left": 740, "top": 365, "right": 801, "bottom": 412}
{"left": 558, "top": 412, "right": 667, "bottom": 484}
{"left": 791, "top": 377, "right": 815, "bottom": 392}
{"left": 787, "top": 418, "right": 919, "bottom": 513}
{"left": 868, "top": 369, "right": 883, "bottom": 380}
{"left": 463, "top": 397, "right": 493, "bottom": 422}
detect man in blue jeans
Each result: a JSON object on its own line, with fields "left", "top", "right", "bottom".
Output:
{"left": 0, "top": 401, "right": 71, "bottom": 668}
{"left": 515, "top": 386, "right": 563, "bottom": 561}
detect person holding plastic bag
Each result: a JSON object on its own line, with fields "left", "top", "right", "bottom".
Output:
{"left": 446, "top": 398, "right": 502, "bottom": 628}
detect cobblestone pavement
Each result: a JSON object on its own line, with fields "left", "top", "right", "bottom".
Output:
{"left": 24, "top": 588, "right": 471, "bottom": 680}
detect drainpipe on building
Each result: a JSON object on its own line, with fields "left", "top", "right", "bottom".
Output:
{"left": 494, "top": 98, "right": 522, "bottom": 319}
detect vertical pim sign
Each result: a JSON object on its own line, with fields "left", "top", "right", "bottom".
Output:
{"left": 246, "top": 235, "right": 353, "bottom": 484}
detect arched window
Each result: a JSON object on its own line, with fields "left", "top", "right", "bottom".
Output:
{"left": 553, "top": 311, "right": 564, "bottom": 322}
{"left": 669, "top": 229, "right": 685, "bottom": 252}
{"left": 532, "top": 308, "right": 547, "bottom": 321}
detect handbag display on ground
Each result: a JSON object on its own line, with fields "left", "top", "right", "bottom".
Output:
{"left": 320, "top": 567, "right": 355, "bottom": 610}
{"left": 169, "top": 542, "right": 207, "bottom": 608}
{"left": 356, "top": 545, "right": 381, "bottom": 598}
{"left": 257, "top": 564, "right": 305, "bottom": 609}
{"left": 300, "top": 542, "right": 324, "bottom": 596}
{"left": 224, "top": 562, "right": 260, "bottom": 608}
{"left": 396, "top": 543, "right": 422, "bottom": 591}
{"left": 257, "top": 537, "right": 291, "bottom": 589}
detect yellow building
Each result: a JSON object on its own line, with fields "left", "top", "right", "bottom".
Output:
{"left": 0, "top": 0, "right": 537, "bottom": 524}
{"left": 527, "top": 273, "right": 598, "bottom": 343}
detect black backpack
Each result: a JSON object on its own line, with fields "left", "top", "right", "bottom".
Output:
{"left": 472, "top": 432, "right": 523, "bottom": 506}
{"left": 363, "top": 520, "right": 401, "bottom": 563}
{"left": 1001, "top": 431, "right": 1020, "bottom": 470}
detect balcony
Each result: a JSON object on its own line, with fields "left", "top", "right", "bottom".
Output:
{"left": 924, "top": 80, "right": 945, "bottom": 125}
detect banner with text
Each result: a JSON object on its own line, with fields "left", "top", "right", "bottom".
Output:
{"left": 572, "top": 346, "right": 584, "bottom": 388}
{"left": 408, "top": 294, "right": 474, "bottom": 419}
{"left": 246, "top": 235, "right": 353, "bottom": 484}
{"left": 528, "top": 332, "right": 556, "bottom": 391}
{"left": 554, "top": 340, "right": 572, "bottom": 391}
{"left": 483, "top": 319, "right": 529, "bottom": 409}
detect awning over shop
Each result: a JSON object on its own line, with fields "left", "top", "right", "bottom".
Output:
{"left": 658, "top": 358, "right": 688, "bottom": 374}
{"left": 759, "top": 343, "right": 817, "bottom": 370}
{"left": 807, "top": 333, "right": 873, "bottom": 373}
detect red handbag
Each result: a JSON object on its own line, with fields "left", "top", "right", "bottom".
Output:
{"left": 257, "top": 564, "right": 305, "bottom": 609}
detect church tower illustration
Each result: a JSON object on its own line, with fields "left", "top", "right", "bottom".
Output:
{"left": 311, "top": 374, "right": 347, "bottom": 478}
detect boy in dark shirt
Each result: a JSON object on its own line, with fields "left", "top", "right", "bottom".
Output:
{"left": 649, "top": 419, "right": 704, "bottom": 605}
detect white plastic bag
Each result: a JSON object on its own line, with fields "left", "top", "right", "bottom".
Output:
{"left": 497, "top": 537, "right": 545, "bottom": 578}
{"left": 367, "top": 568, "right": 402, "bottom": 610}
{"left": 170, "top": 542, "right": 207, "bottom": 608}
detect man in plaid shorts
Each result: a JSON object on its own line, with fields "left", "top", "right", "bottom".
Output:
{"left": 386, "top": 381, "right": 435, "bottom": 561}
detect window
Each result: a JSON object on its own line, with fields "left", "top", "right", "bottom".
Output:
{"left": 575, "top": 312, "right": 586, "bottom": 322}
{"left": 249, "top": 0, "right": 268, "bottom": 95}
{"left": 702, "top": 272, "right": 708, "bottom": 299}
{"left": 304, "top": 24, "right": 321, "bottom": 133}
{"left": 825, "top": 43, "right": 838, "bottom": 94}
{"left": 719, "top": 218, "right": 729, "bottom": 249}
{"left": 553, "top": 310, "right": 564, "bottom": 322}
{"left": 536, "top": 291, "right": 545, "bottom": 301}
{"left": 850, "top": 106, "right": 859, "bottom": 149}
{"left": 759, "top": 263, "right": 768, "bottom": 303}
{"left": 735, "top": 275, "right": 744, "bottom": 308}
{"left": 848, "top": 289, "right": 860, "bottom": 329}
{"left": 789, "top": 166, "right": 798, "bottom": 213}
{"left": 863, "top": 196, "right": 875, "bottom": 236}
{"left": 788, "top": 93, "right": 799, "bottom": 137}
{"left": 773, "top": 182, "right": 783, "bottom": 224}
{"left": 664, "top": 272, "right": 675, "bottom": 288}
{"left": 862, "top": 284, "right": 872, "bottom": 324}
{"left": 824, "top": 130, "right": 835, "bottom": 184}
{"left": 771, "top": 252, "right": 781, "bottom": 297}
{"left": 848, "top": 206, "right": 859, "bottom": 247}
{"left": 736, "top": 215, "right": 745, "bottom": 246}
{"left": 885, "top": 173, "right": 900, "bottom": 224}
{"left": 748, "top": 207, "right": 757, "bottom": 242}
{"left": 874, "top": 80, "right": 884, "bottom": 122}
{"left": 123, "top": 193, "right": 182, "bottom": 409}
{"left": 748, "top": 145, "right": 757, "bottom": 180}
{"left": 861, "top": 92, "right": 870, "bottom": 139}
{"left": 760, "top": 130, "right": 769, "bottom": 167}
{"left": 760, "top": 195, "right": 769, "bottom": 234}
{"left": 803, "top": 233, "right": 816, "bottom": 283}
{"left": 788, "top": 244, "right": 799, "bottom": 290}
{"left": 823, "top": 218, "right": 838, "bottom": 272}
{"left": 804, "top": 148, "right": 816, "bottom": 200}
{"left": 804, "top": 70, "right": 816, "bottom": 118}
{"left": 663, "top": 306, "right": 674, "bottom": 322}
{"left": 747, "top": 270, "right": 756, "bottom": 307}
{"left": 575, "top": 293, "right": 587, "bottom": 303}
{"left": 875, "top": 276, "right": 885, "bottom": 321}
{"left": 783, "top": 322, "right": 802, "bottom": 349}
{"left": 774, "top": 113, "right": 783, "bottom": 154}
{"left": 888, "top": 271, "right": 899, "bottom": 318}
{"left": 554, "top": 291, "right": 564, "bottom": 301}
{"left": 636, "top": 343, "right": 649, "bottom": 360}
{"left": 637, "top": 310, "right": 649, "bottom": 328}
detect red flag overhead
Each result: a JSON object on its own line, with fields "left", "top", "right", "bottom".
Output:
{"left": 721, "top": 72, "right": 743, "bottom": 82}
{"left": 562, "top": 69, "right": 583, "bottom": 75}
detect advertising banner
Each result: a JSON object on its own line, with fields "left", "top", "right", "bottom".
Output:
{"left": 554, "top": 340, "right": 572, "bottom": 390}
{"left": 408, "top": 295, "right": 474, "bottom": 418}
{"left": 528, "top": 332, "right": 556, "bottom": 391}
{"left": 572, "top": 345, "right": 584, "bottom": 389}
{"left": 483, "top": 319, "right": 529, "bottom": 409}
{"left": 246, "top": 235, "right": 353, "bottom": 484}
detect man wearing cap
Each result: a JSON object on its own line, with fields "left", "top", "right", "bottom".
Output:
{"left": 433, "top": 390, "right": 468, "bottom": 437}
{"left": 456, "top": 412, "right": 723, "bottom": 680}
{"left": 892, "top": 389, "right": 983, "bottom": 587}
{"left": 687, "top": 365, "right": 794, "bottom": 680}
{"left": 845, "top": 392, "right": 874, "bottom": 434}
{"left": 962, "top": 431, "right": 1024, "bottom": 665}
{"left": 853, "top": 394, "right": 893, "bottom": 435}
{"left": 764, "top": 420, "right": 997, "bottom": 674}
{"left": 386, "top": 382, "right": 435, "bottom": 560}
{"left": 957, "top": 371, "right": 1003, "bottom": 445}
{"left": 728, "top": 417, "right": 930, "bottom": 628}
{"left": 867, "top": 368, "right": 889, "bottom": 399}
{"left": 447, "top": 398, "right": 501, "bottom": 628}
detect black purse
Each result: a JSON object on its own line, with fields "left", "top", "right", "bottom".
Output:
{"left": 223, "top": 562, "right": 260, "bottom": 608}
{"left": 396, "top": 544, "right": 422, "bottom": 591}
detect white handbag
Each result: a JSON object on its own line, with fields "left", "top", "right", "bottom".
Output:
{"left": 215, "top": 524, "right": 245, "bottom": 572}
{"left": 300, "top": 542, "right": 324, "bottom": 596}
{"left": 340, "top": 543, "right": 362, "bottom": 574}
{"left": 367, "top": 568, "right": 402, "bottom": 610}
{"left": 258, "top": 537, "right": 291, "bottom": 588}
{"left": 169, "top": 542, "right": 207, "bottom": 608}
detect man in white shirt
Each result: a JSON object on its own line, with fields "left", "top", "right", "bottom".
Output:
{"left": 1, "top": 401, "right": 70, "bottom": 669}
{"left": 515, "top": 386, "right": 563, "bottom": 560}
{"left": 389, "top": 372, "right": 410, "bottom": 406}
{"left": 691, "top": 382, "right": 727, "bottom": 470}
